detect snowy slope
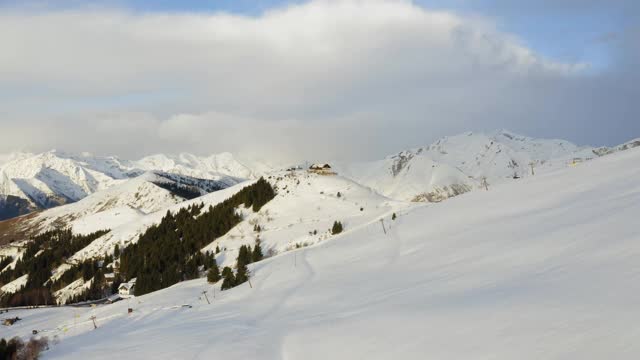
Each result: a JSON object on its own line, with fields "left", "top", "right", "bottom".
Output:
{"left": 20, "top": 172, "right": 236, "bottom": 236}
{"left": 3, "top": 146, "right": 640, "bottom": 359}
{"left": 0, "top": 173, "right": 236, "bottom": 293}
{"left": 339, "top": 153, "right": 476, "bottom": 202}
{"left": 338, "top": 130, "right": 600, "bottom": 202}
{"left": 202, "top": 171, "right": 400, "bottom": 267}
{"left": 63, "top": 181, "right": 263, "bottom": 263}
{"left": 62, "top": 171, "right": 399, "bottom": 266}
{"left": 0, "top": 168, "right": 396, "bottom": 296}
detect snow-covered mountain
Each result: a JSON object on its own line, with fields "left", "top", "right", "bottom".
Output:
{"left": 0, "top": 171, "right": 238, "bottom": 248}
{"left": 593, "top": 137, "right": 640, "bottom": 156}
{"left": 0, "top": 151, "right": 127, "bottom": 216}
{"left": 26, "top": 171, "right": 236, "bottom": 236}
{"left": 0, "top": 130, "right": 638, "bottom": 343}
{"left": 55, "top": 171, "right": 398, "bottom": 266}
{"left": 133, "top": 152, "right": 258, "bottom": 180}
{"left": 0, "top": 168, "right": 400, "bottom": 302}
{"left": 2, "top": 141, "right": 640, "bottom": 359}
{"left": 1, "top": 131, "right": 636, "bottom": 221}
{"left": 338, "top": 130, "right": 602, "bottom": 202}
{"left": 0, "top": 150, "right": 261, "bottom": 221}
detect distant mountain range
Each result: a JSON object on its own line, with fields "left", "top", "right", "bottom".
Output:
{"left": 0, "top": 151, "right": 261, "bottom": 221}
{"left": 1, "top": 131, "right": 638, "bottom": 221}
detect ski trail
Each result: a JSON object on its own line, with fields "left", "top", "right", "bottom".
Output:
{"left": 191, "top": 248, "right": 317, "bottom": 360}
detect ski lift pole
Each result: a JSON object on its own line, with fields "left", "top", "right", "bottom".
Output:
{"left": 380, "top": 219, "right": 387, "bottom": 234}
{"left": 481, "top": 177, "right": 489, "bottom": 191}
{"left": 202, "top": 290, "right": 210, "bottom": 304}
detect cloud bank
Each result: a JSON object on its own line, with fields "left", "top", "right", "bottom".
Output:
{"left": 0, "top": 0, "right": 637, "bottom": 161}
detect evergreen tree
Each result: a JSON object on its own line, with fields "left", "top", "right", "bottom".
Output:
{"left": 87, "top": 270, "right": 106, "bottom": 300}
{"left": 233, "top": 245, "right": 251, "bottom": 286}
{"left": 221, "top": 267, "right": 236, "bottom": 290}
{"left": 111, "top": 275, "right": 123, "bottom": 294}
{"left": 183, "top": 258, "right": 199, "bottom": 280}
{"left": 235, "top": 260, "right": 249, "bottom": 285}
{"left": 392, "top": 212, "right": 397, "bottom": 220}
{"left": 252, "top": 240, "right": 264, "bottom": 262}
{"left": 331, "top": 221, "right": 343, "bottom": 235}
{"left": 203, "top": 251, "right": 215, "bottom": 269}
{"left": 118, "top": 179, "right": 275, "bottom": 296}
{"left": 0, "top": 338, "right": 6, "bottom": 358}
{"left": 103, "top": 253, "right": 113, "bottom": 265}
{"left": 237, "top": 245, "right": 252, "bottom": 267}
{"left": 114, "top": 244, "right": 120, "bottom": 258}
{"left": 207, "top": 261, "right": 221, "bottom": 283}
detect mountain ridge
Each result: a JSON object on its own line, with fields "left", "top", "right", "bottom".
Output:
{"left": 337, "top": 129, "right": 636, "bottom": 202}
{"left": 0, "top": 151, "right": 261, "bottom": 221}
{"left": 1, "top": 130, "right": 638, "bottom": 221}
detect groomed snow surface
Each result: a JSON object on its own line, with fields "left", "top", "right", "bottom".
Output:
{"left": 3, "top": 148, "right": 640, "bottom": 359}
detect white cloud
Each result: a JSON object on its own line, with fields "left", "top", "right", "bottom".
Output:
{"left": 0, "top": 0, "right": 636, "bottom": 161}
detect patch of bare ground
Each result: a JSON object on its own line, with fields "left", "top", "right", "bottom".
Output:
{"left": 0, "top": 213, "right": 39, "bottom": 245}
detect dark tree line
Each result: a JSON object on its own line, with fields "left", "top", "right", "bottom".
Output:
{"left": 0, "top": 257, "right": 12, "bottom": 271}
{"left": 0, "top": 229, "right": 110, "bottom": 307}
{"left": 0, "top": 287, "right": 54, "bottom": 308}
{"left": 151, "top": 181, "right": 204, "bottom": 200}
{"left": 120, "top": 178, "right": 275, "bottom": 296}
{"left": 0, "top": 178, "right": 275, "bottom": 305}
